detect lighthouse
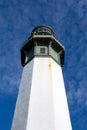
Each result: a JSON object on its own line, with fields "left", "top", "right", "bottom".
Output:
{"left": 11, "top": 25, "right": 72, "bottom": 130}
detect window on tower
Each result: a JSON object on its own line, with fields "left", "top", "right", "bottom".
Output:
{"left": 40, "top": 48, "right": 46, "bottom": 54}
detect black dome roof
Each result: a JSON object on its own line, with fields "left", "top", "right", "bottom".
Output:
{"left": 31, "top": 25, "right": 56, "bottom": 36}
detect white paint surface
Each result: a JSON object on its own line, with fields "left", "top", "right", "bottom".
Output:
{"left": 26, "top": 57, "right": 72, "bottom": 130}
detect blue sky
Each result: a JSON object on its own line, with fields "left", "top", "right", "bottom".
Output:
{"left": 0, "top": 0, "right": 87, "bottom": 130}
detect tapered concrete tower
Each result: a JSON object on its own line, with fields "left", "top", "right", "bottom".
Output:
{"left": 11, "top": 25, "right": 72, "bottom": 130}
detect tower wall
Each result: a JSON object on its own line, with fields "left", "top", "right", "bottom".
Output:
{"left": 11, "top": 57, "right": 72, "bottom": 130}
{"left": 11, "top": 59, "right": 34, "bottom": 130}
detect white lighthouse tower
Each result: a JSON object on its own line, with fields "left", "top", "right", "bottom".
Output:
{"left": 11, "top": 25, "right": 72, "bottom": 130}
